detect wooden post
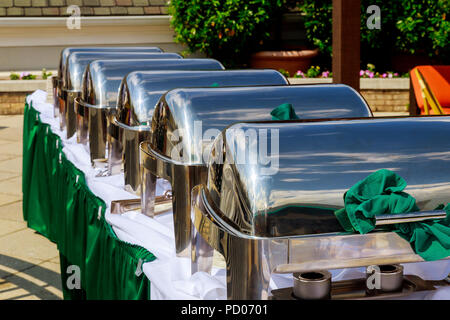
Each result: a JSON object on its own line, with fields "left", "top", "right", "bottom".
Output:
{"left": 409, "top": 76, "right": 418, "bottom": 115}
{"left": 332, "top": 0, "right": 361, "bottom": 92}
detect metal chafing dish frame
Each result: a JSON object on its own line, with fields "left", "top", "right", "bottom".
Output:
{"left": 52, "top": 46, "right": 162, "bottom": 123}
{"left": 107, "top": 59, "right": 229, "bottom": 179}
{"left": 61, "top": 50, "right": 167, "bottom": 139}
{"left": 190, "top": 116, "right": 450, "bottom": 299}
{"left": 115, "top": 70, "right": 290, "bottom": 197}
{"left": 73, "top": 55, "right": 186, "bottom": 165}
{"left": 139, "top": 83, "right": 375, "bottom": 257}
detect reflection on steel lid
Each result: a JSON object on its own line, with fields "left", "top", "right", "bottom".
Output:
{"left": 65, "top": 51, "right": 181, "bottom": 91}
{"left": 204, "top": 117, "right": 450, "bottom": 237}
{"left": 58, "top": 46, "right": 162, "bottom": 80}
{"left": 116, "top": 69, "right": 288, "bottom": 128}
{"left": 148, "top": 84, "right": 372, "bottom": 165}
{"left": 83, "top": 58, "right": 224, "bottom": 108}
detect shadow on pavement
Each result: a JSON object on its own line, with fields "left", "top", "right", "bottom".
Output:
{"left": 0, "top": 254, "right": 62, "bottom": 300}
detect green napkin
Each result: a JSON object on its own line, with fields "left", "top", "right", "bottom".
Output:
{"left": 271, "top": 103, "right": 299, "bottom": 120}
{"left": 335, "top": 169, "right": 450, "bottom": 261}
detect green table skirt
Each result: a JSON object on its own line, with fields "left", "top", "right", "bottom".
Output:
{"left": 22, "top": 101, "right": 156, "bottom": 300}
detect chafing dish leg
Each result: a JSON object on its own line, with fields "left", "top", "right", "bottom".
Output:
{"left": 172, "top": 165, "right": 197, "bottom": 257}
{"left": 81, "top": 112, "right": 89, "bottom": 144}
{"left": 107, "top": 116, "right": 123, "bottom": 175}
{"left": 52, "top": 77, "right": 60, "bottom": 118}
{"left": 190, "top": 223, "right": 214, "bottom": 274}
{"left": 225, "top": 236, "right": 271, "bottom": 300}
{"left": 124, "top": 130, "right": 147, "bottom": 193}
{"left": 88, "top": 107, "right": 107, "bottom": 165}
{"left": 59, "top": 92, "right": 66, "bottom": 130}
{"left": 75, "top": 99, "right": 89, "bottom": 145}
{"left": 141, "top": 167, "right": 157, "bottom": 218}
{"left": 66, "top": 91, "right": 77, "bottom": 138}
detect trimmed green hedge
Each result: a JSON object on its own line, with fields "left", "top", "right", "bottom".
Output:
{"left": 169, "top": 0, "right": 285, "bottom": 67}
{"left": 299, "top": 0, "right": 448, "bottom": 68}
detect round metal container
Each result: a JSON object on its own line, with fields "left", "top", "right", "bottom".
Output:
{"left": 293, "top": 271, "right": 332, "bottom": 300}
{"left": 366, "top": 264, "right": 404, "bottom": 293}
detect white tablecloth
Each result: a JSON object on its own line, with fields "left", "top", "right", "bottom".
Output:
{"left": 28, "top": 90, "right": 450, "bottom": 300}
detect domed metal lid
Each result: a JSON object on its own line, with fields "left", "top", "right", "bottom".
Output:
{"left": 203, "top": 116, "right": 450, "bottom": 237}
{"left": 116, "top": 69, "right": 288, "bottom": 127}
{"left": 58, "top": 46, "right": 162, "bottom": 81}
{"left": 64, "top": 51, "right": 181, "bottom": 91}
{"left": 146, "top": 83, "right": 372, "bottom": 165}
{"left": 81, "top": 58, "right": 223, "bottom": 108}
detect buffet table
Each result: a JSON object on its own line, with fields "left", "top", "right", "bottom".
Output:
{"left": 22, "top": 90, "right": 450, "bottom": 300}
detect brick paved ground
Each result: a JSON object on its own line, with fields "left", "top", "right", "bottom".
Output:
{"left": 0, "top": 114, "right": 62, "bottom": 300}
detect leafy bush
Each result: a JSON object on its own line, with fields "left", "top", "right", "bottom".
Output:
{"left": 9, "top": 73, "right": 20, "bottom": 80}
{"left": 278, "top": 69, "right": 290, "bottom": 78}
{"left": 42, "top": 68, "right": 52, "bottom": 80}
{"left": 396, "top": 0, "right": 449, "bottom": 57}
{"left": 169, "top": 0, "right": 285, "bottom": 67}
{"left": 20, "top": 72, "right": 37, "bottom": 80}
{"left": 9, "top": 72, "right": 37, "bottom": 80}
{"left": 299, "top": 0, "right": 448, "bottom": 68}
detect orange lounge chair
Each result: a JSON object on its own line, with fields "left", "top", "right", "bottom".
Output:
{"left": 409, "top": 65, "right": 450, "bottom": 115}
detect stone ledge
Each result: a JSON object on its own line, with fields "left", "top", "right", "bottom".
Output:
{"left": 288, "top": 78, "right": 410, "bottom": 90}
{"left": 0, "top": 80, "right": 48, "bottom": 92}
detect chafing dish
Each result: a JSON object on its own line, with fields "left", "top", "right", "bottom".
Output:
{"left": 53, "top": 46, "right": 162, "bottom": 120}
{"left": 62, "top": 51, "right": 180, "bottom": 138}
{"left": 140, "top": 83, "right": 373, "bottom": 257}
{"left": 80, "top": 58, "right": 224, "bottom": 168}
{"left": 191, "top": 117, "right": 450, "bottom": 299}
{"left": 117, "top": 70, "right": 288, "bottom": 196}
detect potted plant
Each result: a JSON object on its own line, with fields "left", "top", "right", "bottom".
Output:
{"left": 168, "top": 0, "right": 286, "bottom": 68}
{"left": 249, "top": 2, "right": 319, "bottom": 76}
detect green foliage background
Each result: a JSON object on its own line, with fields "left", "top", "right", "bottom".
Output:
{"left": 169, "top": 0, "right": 448, "bottom": 70}
{"left": 299, "top": 0, "right": 449, "bottom": 69}
{"left": 169, "top": 0, "right": 285, "bottom": 67}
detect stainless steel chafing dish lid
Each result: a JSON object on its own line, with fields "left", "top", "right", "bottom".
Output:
{"left": 148, "top": 84, "right": 372, "bottom": 165}
{"left": 65, "top": 52, "right": 181, "bottom": 91}
{"left": 116, "top": 69, "right": 288, "bottom": 127}
{"left": 203, "top": 116, "right": 450, "bottom": 238}
{"left": 83, "top": 58, "right": 224, "bottom": 109}
{"left": 58, "top": 46, "right": 162, "bottom": 83}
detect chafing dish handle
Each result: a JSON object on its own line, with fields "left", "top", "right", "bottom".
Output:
{"left": 110, "top": 191, "right": 173, "bottom": 214}
{"left": 375, "top": 210, "right": 447, "bottom": 226}
{"left": 110, "top": 199, "right": 141, "bottom": 214}
{"left": 112, "top": 117, "right": 150, "bottom": 132}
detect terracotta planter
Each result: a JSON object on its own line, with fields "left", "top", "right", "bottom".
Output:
{"left": 250, "top": 49, "right": 319, "bottom": 76}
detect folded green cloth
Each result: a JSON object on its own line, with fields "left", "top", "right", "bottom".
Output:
{"left": 335, "top": 169, "right": 450, "bottom": 261}
{"left": 271, "top": 103, "right": 299, "bottom": 120}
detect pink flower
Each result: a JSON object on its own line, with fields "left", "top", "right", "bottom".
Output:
{"left": 382, "top": 73, "right": 387, "bottom": 78}
{"left": 296, "top": 70, "right": 305, "bottom": 78}
{"left": 20, "top": 72, "right": 30, "bottom": 79}
{"left": 359, "top": 70, "right": 364, "bottom": 76}
{"left": 368, "top": 72, "right": 374, "bottom": 78}
{"left": 388, "top": 73, "right": 393, "bottom": 78}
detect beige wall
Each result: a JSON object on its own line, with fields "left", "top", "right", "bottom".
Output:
{"left": 0, "top": 16, "right": 187, "bottom": 72}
